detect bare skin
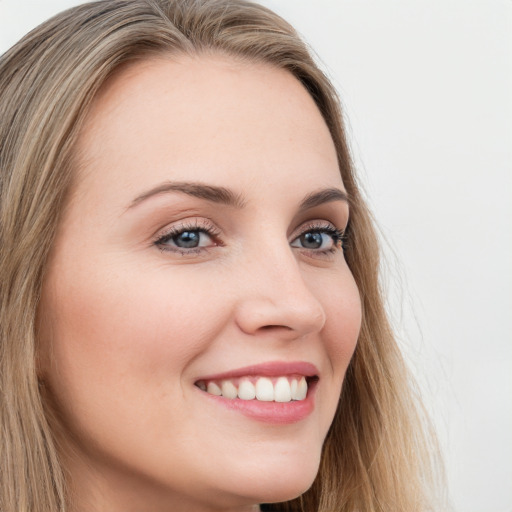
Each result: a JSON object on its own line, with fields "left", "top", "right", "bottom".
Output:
{"left": 38, "top": 55, "right": 361, "bottom": 512}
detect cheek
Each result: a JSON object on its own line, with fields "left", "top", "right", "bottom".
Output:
{"left": 42, "top": 264, "right": 220, "bottom": 381}
{"left": 318, "top": 266, "right": 362, "bottom": 367}
{"left": 38, "top": 257, "right": 228, "bottom": 430}
{"left": 38, "top": 257, "right": 242, "bottom": 490}
{"left": 306, "top": 265, "right": 361, "bottom": 429}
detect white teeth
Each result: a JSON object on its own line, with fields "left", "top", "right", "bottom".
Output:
{"left": 238, "top": 380, "right": 256, "bottom": 400}
{"left": 290, "top": 378, "right": 298, "bottom": 399}
{"left": 206, "top": 382, "right": 222, "bottom": 396}
{"left": 255, "top": 377, "right": 274, "bottom": 401}
{"left": 296, "top": 377, "right": 308, "bottom": 400}
{"left": 200, "top": 375, "right": 311, "bottom": 402}
{"left": 274, "top": 377, "right": 292, "bottom": 402}
{"left": 221, "top": 380, "right": 238, "bottom": 399}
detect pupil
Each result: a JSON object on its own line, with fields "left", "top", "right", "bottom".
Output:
{"left": 174, "top": 231, "right": 200, "bottom": 248}
{"left": 301, "top": 232, "right": 322, "bottom": 249}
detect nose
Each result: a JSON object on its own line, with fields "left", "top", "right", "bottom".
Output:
{"left": 234, "top": 246, "right": 327, "bottom": 340}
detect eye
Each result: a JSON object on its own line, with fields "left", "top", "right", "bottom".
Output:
{"left": 290, "top": 225, "right": 345, "bottom": 253}
{"left": 173, "top": 230, "right": 211, "bottom": 248}
{"left": 154, "top": 221, "right": 220, "bottom": 254}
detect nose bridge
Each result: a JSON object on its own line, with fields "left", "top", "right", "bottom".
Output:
{"left": 234, "top": 238, "right": 326, "bottom": 337}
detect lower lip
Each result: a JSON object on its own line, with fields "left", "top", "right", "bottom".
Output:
{"left": 199, "top": 381, "right": 317, "bottom": 424}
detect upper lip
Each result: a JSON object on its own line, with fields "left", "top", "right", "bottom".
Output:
{"left": 195, "top": 361, "right": 319, "bottom": 382}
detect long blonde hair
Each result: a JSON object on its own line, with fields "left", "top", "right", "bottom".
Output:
{"left": 0, "top": 1, "right": 444, "bottom": 511}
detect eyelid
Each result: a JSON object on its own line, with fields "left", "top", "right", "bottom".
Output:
{"left": 152, "top": 217, "right": 222, "bottom": 250}
{"left": 150, "top": 217, "right": 346, "bottom": 257}
{"left": 289, "top": 219, "right": 341, "bottom": 239}
{"left": 289, "top": 219, "right": 347, "bottom": 255}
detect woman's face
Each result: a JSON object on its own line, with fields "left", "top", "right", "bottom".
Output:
{"left": 39, "top": 56, "right": 361, "bottom": 511}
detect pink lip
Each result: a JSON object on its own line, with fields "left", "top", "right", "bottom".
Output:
{"left": 195, "top": 361, "right": 319, "bottom": 382}
{"left": 195, "top": 361, "right": 319, "bottom": 425}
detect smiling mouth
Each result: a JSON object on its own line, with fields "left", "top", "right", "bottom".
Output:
{"left": 194, "top": 375, "right": 318, "bottom": 403}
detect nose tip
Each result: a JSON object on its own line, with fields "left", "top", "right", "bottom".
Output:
{"left": 234, "top": 284, "right": 327, "bottom": 339}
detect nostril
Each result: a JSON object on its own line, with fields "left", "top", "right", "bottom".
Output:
{"left": 260, "top": 324, "right": 293, "bottom": 331}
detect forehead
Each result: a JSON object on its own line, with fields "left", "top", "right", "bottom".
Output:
{"left": 73, "top": 54, "right": 343, "bottom": 211}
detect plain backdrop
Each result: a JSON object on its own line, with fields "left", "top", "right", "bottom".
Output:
{"left": 1, "top": 1, "right": 511, "bottom": 511}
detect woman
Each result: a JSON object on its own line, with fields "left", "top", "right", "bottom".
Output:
{"left": 0, "top": 1, "right": 444, "bottom": 511}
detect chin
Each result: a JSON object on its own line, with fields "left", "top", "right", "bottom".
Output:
{"left": 225, "top": 450, "right": 321, "bottom": 506}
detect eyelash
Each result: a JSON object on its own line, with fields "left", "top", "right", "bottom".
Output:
{"left": 153, "top": 219, "right": 222, "bottom": 255}
{"left": 153, "top": 220, "right": 346, "bottom": 257}
{"left": 296, "top": 222, "right": 346, "bottom": 255}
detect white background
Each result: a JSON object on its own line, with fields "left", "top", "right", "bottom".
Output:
{"left": 1, "top": 1, "right": 510, "bottom": 511}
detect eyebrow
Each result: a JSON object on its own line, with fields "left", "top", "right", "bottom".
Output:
{"left": 127, "top": 181, "right": 349, "bottom": 211}
{"left": 128, "top": 181, "right": 246, "bottom": 209}
{"left": 298, "top": 187, "right": 350, "bottom": 211}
